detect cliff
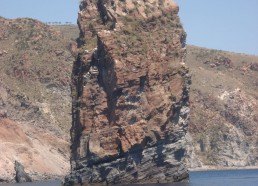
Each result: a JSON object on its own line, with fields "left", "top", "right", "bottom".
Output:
{"left": 66, "top": 0, "right": 190, "bottom": 185}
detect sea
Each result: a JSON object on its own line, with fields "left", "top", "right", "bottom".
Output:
{"left": 2, "top": 169, "right": 258, "bottom": 186}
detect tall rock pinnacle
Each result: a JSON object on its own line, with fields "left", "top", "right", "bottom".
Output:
{"left": 65, "top": 0, "right": 191, "bottom": 185}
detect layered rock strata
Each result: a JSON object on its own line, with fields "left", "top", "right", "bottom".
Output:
{"left": 66, "top": 0, "right": 190, "bottom": 185}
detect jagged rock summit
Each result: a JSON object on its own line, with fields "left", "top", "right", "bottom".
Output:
{"left": 66, "top": 0, "right": 191, "bottom": 185}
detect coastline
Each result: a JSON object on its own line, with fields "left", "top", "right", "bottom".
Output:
{"left": 189, "top": 166, "right": 258, "bottom": 172}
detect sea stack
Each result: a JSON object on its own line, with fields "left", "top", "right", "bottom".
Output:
{"left": 65, "top": 0, "right": 191, "bottom": 185}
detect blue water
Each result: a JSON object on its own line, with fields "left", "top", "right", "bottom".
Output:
{"left": 2, "top": 169, "right": 258, "bottom": 186}
{"left": 189, "top": 169, "right": 258, "bottom": 186}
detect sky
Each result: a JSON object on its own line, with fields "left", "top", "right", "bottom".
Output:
{"left": 0, "top": 0, "right": 79, "bottom": 24}
{"left": 0, "top": 0, "right": 257, "bottom": 56}
{"left": 176, "top": 0, "right": 258, "bottom": 56}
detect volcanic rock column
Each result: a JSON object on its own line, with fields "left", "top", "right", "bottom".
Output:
{"left": 66, "top": 0, "right": 191, "bottom": 185}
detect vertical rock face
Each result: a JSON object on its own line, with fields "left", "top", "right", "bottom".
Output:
{"left": 66, "top": 0, "right": 191, "bottom": 185}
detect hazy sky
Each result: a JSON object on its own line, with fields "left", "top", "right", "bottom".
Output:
{"left": 0, "top": 0, "right": 257, "bottom": 55}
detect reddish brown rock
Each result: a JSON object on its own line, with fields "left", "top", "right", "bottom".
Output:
{"left": 66, "top": 0, "right": 190, "bottom": 185}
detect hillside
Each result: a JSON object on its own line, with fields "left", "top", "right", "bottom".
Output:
{"left": 185, "top": 45, "right": 258, "bottom": 168}
{"left": 0, "top": 17, "right": 78, "bottom": 182}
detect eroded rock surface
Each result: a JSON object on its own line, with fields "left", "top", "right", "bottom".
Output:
{"left": 66, "top": 0, "right": 190, "bottom": 185}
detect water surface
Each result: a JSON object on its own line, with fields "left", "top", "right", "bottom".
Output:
{"left": 126, "top": 169, "right": 258, "bottom": 186}
{"left": 2, "top": 169, "right": 258, "bottom": 186}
